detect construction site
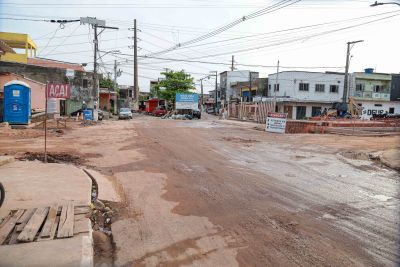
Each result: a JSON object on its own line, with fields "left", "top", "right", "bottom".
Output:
{"left": 0, "top": 109, "right": 399, "bottom": 266}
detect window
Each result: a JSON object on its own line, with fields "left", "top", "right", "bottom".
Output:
{"left": 273, "top": 84, "right": 280, "bottom": 92}
{"left": 389, "top": 107, "right": 394, "bottom": 114}
{"left": 299, "top": 83, "right": 309, "bottom": 91}
{"left": 374, "top": 85, "right": 384, "bottom": 93}
{"left": 356, "top": 83, "right": 364, "bottom": 91}
{"left": 312, "top": 106, "right": 322, "bottom": 116}
{"left": 82, "top": 79, "right": 88, "bottom": 88}
{"left": 330, "top": 85, "right": 339, "bottom": 93}
{"left": 268, "top": 84, "right": 271, "bottom": 90}
{"left": 315, "top": 84, "right": 325, "bottom": 92}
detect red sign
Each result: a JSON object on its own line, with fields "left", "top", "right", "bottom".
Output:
{"left": 46, "top": 83, "right": 71, "bottom": 99}
{"left": 267, "top": 112, "right": 287, "bottom": 119}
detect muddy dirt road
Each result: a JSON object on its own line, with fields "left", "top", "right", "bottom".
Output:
{"left": 0, "top": 115, "right": 399, "bottom": 266}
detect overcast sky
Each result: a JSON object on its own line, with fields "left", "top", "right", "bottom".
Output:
{"left": 1, "top": 0, "right": 400, "bottom": 93}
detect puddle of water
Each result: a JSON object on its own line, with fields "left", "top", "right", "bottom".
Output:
{"left": 372, "top": 195, "right": 392, "bottom": 202}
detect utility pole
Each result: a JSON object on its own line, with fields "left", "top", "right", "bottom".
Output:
{"left": 274, "top": 60, "right": 280, "bottom": 101}
{"left": 213, "top": 71, "right": 218, "bottom": 113}
{"left": 249, "top": 71, "right": 252, "bottom": 102}
{"left": 200, "top": 79, "right": 204, "bottom": 108}
{"left": 113, "top": 60, "right": 118, "bottom": 113}
{"left": 80, "top": 17, "right": 118, "bottom": 110}
{"left": 231, "top": 55, "right": 235, "bottom": 71}
{"left": 343, "top": 40, "right": 364, "bottom": 104}
{"left": 93, "top": 24, "right": 98, "bottom": 108}
{"left": 133, "top": 19, "right": 139, "bottom": 110}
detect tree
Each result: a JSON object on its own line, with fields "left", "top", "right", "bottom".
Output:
{"left": 155, "top": 70, "right": 195, "bottom": 104}
{"left": 99, "top": 78, "right": 114, "bottom": 90}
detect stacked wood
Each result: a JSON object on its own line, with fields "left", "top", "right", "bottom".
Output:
{"left": 0, "top": 202, "right": 89, "bottom": 245}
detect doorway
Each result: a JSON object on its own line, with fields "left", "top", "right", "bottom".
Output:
{"left": 296, "top": 106, "right": 306, "bottom": 119}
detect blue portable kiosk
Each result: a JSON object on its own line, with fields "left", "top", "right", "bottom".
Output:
{"left": 3, "top": 81, "right": 31, "bottom": 124}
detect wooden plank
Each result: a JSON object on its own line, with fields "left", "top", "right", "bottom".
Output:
{"left": 8, "top": 226, "right": 19, "bottom": 245}
{"left": 8, "top": 209, "right": 36, "bottom": 245}
{"left": 0, "top": 210, "right": 24, "bottom": 245}
{"left": 74, "top": 206, "right": 90, "bottom": 215}
{"left": 39, "top": 204, "right": 58, "bottom": 238}
{"left": 17, "top": 207, "right": 49, "bottom": 242}
{"left": 0, "top": 211, "right": 13, "bottom": 229}
{"left": 37, "top": 215, "right": 60, "bottom": 242}
{"left": 16, "top": 208, "right": 36, "bottom": 225}
{"left": 57, "top": 202, "right": 74, "bottom": 238}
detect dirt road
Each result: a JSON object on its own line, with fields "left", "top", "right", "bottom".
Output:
{"left": 0, "top": 115, "right": 399, "bottom": 266}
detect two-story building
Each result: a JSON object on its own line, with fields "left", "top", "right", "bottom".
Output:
{"left": 267, "top": 71, "right": 344, "bottom": 119}
{"left": 349, "top": 69, "right": 400, "bottom": 119}
{"left": 220, "top": 70, "right": 259, "bottom": 101}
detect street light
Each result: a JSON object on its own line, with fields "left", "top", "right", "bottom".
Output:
{"left": 370, "top": 1, "right": 400, "bottom": 6}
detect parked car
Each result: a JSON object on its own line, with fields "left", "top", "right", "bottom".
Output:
{"left": 152, "top": 106, "right": 167, "bottom": 117}
{"left": 206, "top": 107, "right": 215, "bottom": 114}
{"left": 118, "top": 107, "right": 133, "bottom": 119}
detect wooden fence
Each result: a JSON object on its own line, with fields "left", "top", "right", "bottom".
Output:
{"left": 228, "top": 101, "right": 275, "bottom": 123}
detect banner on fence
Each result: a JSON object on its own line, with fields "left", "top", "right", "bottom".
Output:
{"left": 266, "top": 112, "right": 287, "bottom": 133}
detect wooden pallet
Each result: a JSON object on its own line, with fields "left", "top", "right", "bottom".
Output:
{"left": 0, "top": 203, "right": 91, "bottom": 245}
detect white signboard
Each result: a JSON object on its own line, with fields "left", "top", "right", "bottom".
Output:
{"left": 266, "top": 112, "right": 287, "bottom": 133}
{"left": 47, "top": 98, "right": 58, "bottom": 114}
{"left": 175, "top": 93, "right": 199, "bottom": 110}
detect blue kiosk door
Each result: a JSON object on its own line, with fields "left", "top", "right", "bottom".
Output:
{"left": 4, "top": 81, "right": 31, "bottom": 124}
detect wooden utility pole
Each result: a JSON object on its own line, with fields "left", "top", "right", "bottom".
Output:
{"left": 133, "top": 19, "right": 139, "bottom": 109}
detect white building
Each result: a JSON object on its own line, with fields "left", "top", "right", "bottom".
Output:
{"left": 349, "top": 70, "right": 400, "bottom": 119}
{"left": 220, "top": 70, "right": 259, "bottom": 101}
{"left": 267, "top": 71, "right": 345, "bottom": 119}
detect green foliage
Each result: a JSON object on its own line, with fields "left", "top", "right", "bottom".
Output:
{"left": 155, "top": 70, "right": 195, "bottom": 103}
{"left": 99, "top": 78, "right": 114, "bottom": 89}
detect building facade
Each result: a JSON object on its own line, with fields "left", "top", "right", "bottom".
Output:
{"left": 267, "top": 71, "right": 344, "bottom": 119}
{"left": 0, "top": 32, "right": 37, "bottom": 64}
{"left": 349, "top": 70, "right": 400, "bottom": 119}
{"left": 0, "top": 60, "right": 97, "bottom": 115}
{"left": 220, "top": 70, "right": 259, "bottom": 101}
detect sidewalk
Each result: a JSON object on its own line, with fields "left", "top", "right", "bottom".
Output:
{"left": 0, "top": 159, "right": 93, "bottom": 267}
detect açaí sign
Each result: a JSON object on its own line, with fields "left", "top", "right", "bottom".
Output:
{"left": 46, "top": 83, "right": 71, "bottom": 99}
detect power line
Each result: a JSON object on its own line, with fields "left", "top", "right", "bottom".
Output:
{"left": 143, "top": 0, "right": 301, "bottom": 57}
{"left": 180, "top": 12, "right": 400, "bottom": 60}
{"left": 115, "top": 53, "right": 343, "bottom": 69}
{"left": 169, "top": 10, "right": 400, "bottom": 51}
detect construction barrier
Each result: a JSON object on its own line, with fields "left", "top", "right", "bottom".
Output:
{"left": 228, "top": 101, "right": 275, "bottom": 123}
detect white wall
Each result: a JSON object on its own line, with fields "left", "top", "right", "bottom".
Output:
{"left": 224, "top": 71, "right": 257, "bottom": 99}
{"left": 359, "top": 101, "right": 400, "bottom": 119}
{"left": 268, "top": 71, "right": 344, "bottom": 102}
